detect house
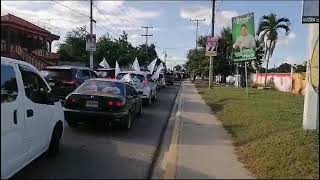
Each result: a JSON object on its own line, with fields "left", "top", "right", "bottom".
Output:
{"left": 1, "top": 13, "right": 60, "bottom": 70}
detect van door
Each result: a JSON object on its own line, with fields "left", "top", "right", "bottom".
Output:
{"left": 18, "top": 65, "right": 53, "bottom": 158}
{"left": 1, "top": 62, "right": 27, "bottom": 178}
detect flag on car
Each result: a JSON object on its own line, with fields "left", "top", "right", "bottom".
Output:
{"left": 147, "top": 58, "right": 157, "bottom": 73}
{"left": 151, "top": 62, "right": 163, "bottom": 80}
{"left": 121, "top": 73, "right": 132, "bottom": 83}
{"left": 132, "top": 57, "right": 140, "bottom": 72}
{"left": 99, "top": 57, "right": 110, "bottom": 69}
{"left": 115, "top": 61, "right": 120, "bottom": 78}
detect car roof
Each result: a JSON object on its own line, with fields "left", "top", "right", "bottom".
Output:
{"left": 118, "top": 71, "right": 147, "bottom": 76}
{"left": 96, "top": 68, "right": 115, "bottom": 71}
{"left": 44, "top": 65, "right": 92, "bottom": 70}
{"left": 87, "top": 78, "right": 124, "bottom": 83}
{"left": 1, "top": 56, "right": 38, "bottom": 71}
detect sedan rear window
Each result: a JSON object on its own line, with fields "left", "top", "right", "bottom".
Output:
{"left": 116, "top": 73, "right": 145, "bottom": 82}
{"left": 96, "top": 69, "right": 115, "bottom": 78}
{"left": 75, "top": 80, "right": 124, "bottom": 96}
{"left": 41, "top": 69, "right": 73, "bottom": 80}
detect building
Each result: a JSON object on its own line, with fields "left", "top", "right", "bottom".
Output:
{"left": 1, "top": 14, "right": 60, "bottom": 70}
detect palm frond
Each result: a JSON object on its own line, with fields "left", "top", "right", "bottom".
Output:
{"left": 276, "top": 24, "right": 290, "bottom": 35}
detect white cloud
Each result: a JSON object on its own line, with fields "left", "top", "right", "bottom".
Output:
{"left": 1, "top": 1, "right": 161, "bottom": 52}
{"left": 180, "top": 5, "right": 238, "bottom": 29}
{"left": 277, "top": 31, "right": 296, "bottom": 47}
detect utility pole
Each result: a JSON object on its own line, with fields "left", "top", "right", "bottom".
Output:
{"left": 164, "top": 50, "right": 167, "bottom": 65}
{"left": 141, "top": 26, "right": 153, "bottom": 57}
{"left": 89, "top": 0, "right": 93, "bottom": 69}
{"left": 209, "top": 0, "right": 215, "bottom": 88}
{"left": 190, "top": 19, "right": 206, "bottom": 50}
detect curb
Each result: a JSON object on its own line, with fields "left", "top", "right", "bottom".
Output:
{"left": 149, "top": 82, "right": 183, "bottom": 179}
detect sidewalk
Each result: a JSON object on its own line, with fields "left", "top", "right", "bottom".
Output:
{"left": 176, "top": 81, "right": 253, "bottom": 179}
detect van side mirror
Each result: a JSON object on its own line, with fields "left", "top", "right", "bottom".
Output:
{"left": 48, "top": 91, "right": 60, "bottom": 103}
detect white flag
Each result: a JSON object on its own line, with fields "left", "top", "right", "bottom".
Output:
{"left": 115, "top": 61, "right": 120, "bottom": 78}
{"left": 132, "top": 57, "right": 140, "bottom": 72}
{"left": 121, "top": 73, "right": 132, "bottom": 83}
{"left": 147, "top": 58, "right": 157, "bottom": 73}
{"left": 99, "top": 57, "right": 110, "bottom": 69}
{"left": 151, "top": 63, "right": 163, "bottom": 80}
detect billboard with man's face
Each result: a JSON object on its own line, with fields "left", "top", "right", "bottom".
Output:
{"left": 232, "top": 13, "right": 256, "bottom": 62}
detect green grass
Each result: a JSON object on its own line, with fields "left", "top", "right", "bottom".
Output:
{"left": 195, "top": 82, "right": 319, "bottom": 179}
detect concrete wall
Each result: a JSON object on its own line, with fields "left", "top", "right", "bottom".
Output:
{"left": 251, "top": 73, "right": 306, "bottom": 95}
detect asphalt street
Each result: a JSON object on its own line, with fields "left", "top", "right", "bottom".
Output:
{"left": 12, "top": 83, "right": 180, "bottom": 179}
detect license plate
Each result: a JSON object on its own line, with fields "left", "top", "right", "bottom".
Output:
{"left": 86, "top": 101, "right": 98, "bottom": 108}
{"left": 49, "top": 82, "right": 55, "bottom": 86}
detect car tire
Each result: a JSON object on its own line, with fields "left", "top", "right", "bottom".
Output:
{"left": 66, "top": 119, "right": 78, "bottom": 128}
{"left": 47, "top": 123, "right": 63, "bottom": 157}
{"left": 148, "top": 95, "right": 152, "bottom": 105}
{"left": 138, "top": 103, "right": 143, "bottom": 117}
{"left": 153, "top": 91, "right": 157, "bottom": 101}
{"left": 121, "top": 112, "right": 132, "bottom": 130}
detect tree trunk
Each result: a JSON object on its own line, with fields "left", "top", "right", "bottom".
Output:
{"left": 264, "top": 50, "right": 270, "bottom": 87}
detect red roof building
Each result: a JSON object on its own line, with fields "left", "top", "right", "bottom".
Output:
{"left": 1, "top": 14, "right": 60, "bottom": 70}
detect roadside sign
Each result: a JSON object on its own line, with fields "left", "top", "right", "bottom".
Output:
{"left": 302, "top": 0, "right": 319, "bottom": 23}
{"left": 205, "top": 37, "right": 218, "bottom": 57}
{"left": 86, "top": 34, "right": 96, "bottom": 51}
{"left": 231, "top": 13, "right": 256, "bottom": 62}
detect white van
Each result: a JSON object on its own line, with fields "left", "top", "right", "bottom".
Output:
{"left": 1, "top": 57, "right": 64, "bottom": 179}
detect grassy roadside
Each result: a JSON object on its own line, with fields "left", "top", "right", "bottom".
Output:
{"left": 195, "top": 81, "right": 319, "bottom": 179}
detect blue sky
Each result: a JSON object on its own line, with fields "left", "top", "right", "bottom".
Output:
{"left": 1, "top": 1, "right": 309, "bottom": 68}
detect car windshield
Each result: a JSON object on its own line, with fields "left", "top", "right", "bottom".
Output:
{"left": 41, "top": 69, "right": 73, "bottom": 81}
{"left": 75, "top": 80, "right": 124, "bottom": 96}
{"left": 96, "top": 69, "right": 115, "bottom": 78}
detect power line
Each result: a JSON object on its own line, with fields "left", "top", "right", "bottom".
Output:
{"left": 216, "top": 0, "right": 223, "bottom": 14}
{"left": 190, "top": 18, "right": 206, "bottom": 50}
{"left": 92, "top": 2, "right": 123, "bottom": 35}
{"left": 141, "top": 26, "right": 153, "bottom": 56}
{"left": 51, "top": 0, "right": 90, "bottom": 18}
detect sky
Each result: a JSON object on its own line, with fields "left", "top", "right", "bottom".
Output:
{"left": 1, "top": 0, "right": 310, "bottom": 68}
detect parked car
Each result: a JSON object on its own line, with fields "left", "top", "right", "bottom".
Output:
{"left": 146, "top": 73, "right": 158, "bottom": 99}
{"left": 158, "top": 73, "right": 166, "bottom": 88}
{"left": 1, "top": 57, "right": 64, "bottom": 179}
{"left": 63, "top": 79, "right": 142, "bottom": 130}
{"left": 95, "top": 68, "right": 115, "bottom": 79}
{"left": 40, "top": 65, "right": 98, "bottom": 100}
{"left": 165, "top": 72, "right": 174, "bottom": 85}
{"left": 116, "top": 71, "right": 155, "bottom": 105}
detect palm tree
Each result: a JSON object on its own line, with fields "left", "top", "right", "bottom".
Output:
{"left": 257, "top": 13, "right": 290, "bottom": 87}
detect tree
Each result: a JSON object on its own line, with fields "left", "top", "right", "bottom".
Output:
{"left": 277, "top": 63, "right": 292, "bottom": 73}
{"left": 57, "top": 27, "right": 159, "bottom": 68}
{"left": 257, "top": 13, "right": 291, "bottom": 87}
{"left": 174, "top": 64, "right": 182, "bottom": 71}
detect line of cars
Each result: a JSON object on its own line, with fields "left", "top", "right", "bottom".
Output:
{"left": 1, "top": 57, "right": 175, "bottom": 178}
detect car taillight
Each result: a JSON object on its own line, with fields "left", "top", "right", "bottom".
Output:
{"left": 65, "top": 98, "right": 79, "bottom": 106}
{"left": 108, "top": 101, "right": 125, "bottom": 107}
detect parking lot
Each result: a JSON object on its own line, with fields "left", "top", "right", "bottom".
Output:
{"left": 12, "top": 83, "right": 180, "bottom": 179}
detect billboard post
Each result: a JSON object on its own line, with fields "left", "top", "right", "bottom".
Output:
{"left": 205, "top": 37, "right": 218, "bottom": 88}
{"left": 231, "top": 13, "right": 256, "bottom": 94}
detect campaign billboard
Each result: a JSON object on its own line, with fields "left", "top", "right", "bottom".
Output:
{"left": 232, "top": 13, "right": 256, "bottom": 62}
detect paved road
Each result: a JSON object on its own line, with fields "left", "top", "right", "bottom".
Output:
{"left": 12, "top": 83, "right": 180, "bottom": 179}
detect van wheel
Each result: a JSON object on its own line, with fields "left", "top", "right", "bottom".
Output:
{"left": 121, "top": 112, "right": 132, "bottom": 130}
{"left": 47, "top": 123, "right": 63, "bottom": 157}
{"left": 67, "top": 119, "right": 78, "bottom": 128}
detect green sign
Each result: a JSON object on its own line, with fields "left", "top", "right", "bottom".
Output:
{"left": 232, "top": 13, "right": 256, "bottom": 62}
